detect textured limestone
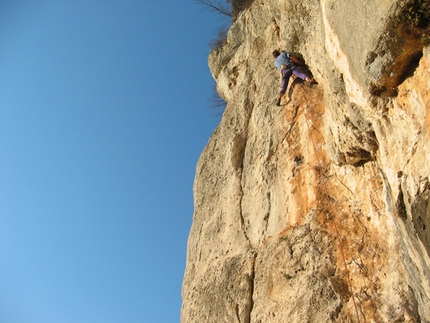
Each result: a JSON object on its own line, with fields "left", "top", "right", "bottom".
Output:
{"left": 182, "top": 0, "right": 430, "bottom": 322}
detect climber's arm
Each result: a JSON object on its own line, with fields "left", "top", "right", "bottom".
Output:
{"left": 289, "top": 55, "right": 303, "bottom": 65}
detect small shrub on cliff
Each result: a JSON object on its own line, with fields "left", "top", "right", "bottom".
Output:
{"left": 396, "top": 0, "right": 430, "bottom": 43}
{"left": 194, "top": 0, "right": 232, "bottom": 17}
{"left": 227, "top": 0, "right": 254, "bottom": 19}
{"left": 209, "top": 24, "right": 229, "bottom": 51}
{"left": 209, "top": 81, "right": 227, "bottom": 113}
{"left": 195, "top": 0, "right": 255, "bottom": 51}
{"left": 194, "top": 0, "right": 255, "bottom": 20}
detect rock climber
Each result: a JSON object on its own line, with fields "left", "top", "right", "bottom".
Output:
{"left": 272, "top": 50, "right": 314, "bottom": 106}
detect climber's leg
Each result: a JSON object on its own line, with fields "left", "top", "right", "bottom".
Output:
{"left": 292, "top": 67, "right": 313, "bottom": 82}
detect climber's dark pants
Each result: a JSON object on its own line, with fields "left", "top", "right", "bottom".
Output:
{"left": 279, "top": 66, "right": 310, "bottom": 95}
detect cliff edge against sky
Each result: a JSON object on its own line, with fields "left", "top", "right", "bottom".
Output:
{"left": 182, "top": 0, "right": 430, "bottom": 322}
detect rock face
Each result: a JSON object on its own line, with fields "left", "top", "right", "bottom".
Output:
{"left": 182, "top": 0, "right": 430, "bottom": 322}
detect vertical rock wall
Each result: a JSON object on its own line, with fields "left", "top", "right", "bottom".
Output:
{"left": 182, "top": 0, "right": 430, "bottom": 322}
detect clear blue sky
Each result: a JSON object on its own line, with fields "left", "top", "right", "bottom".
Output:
{"left": 0, "top": 1, "right": 225, "bottom": 322}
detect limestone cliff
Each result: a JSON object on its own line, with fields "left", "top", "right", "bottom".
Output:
{"left": 182, "top": 0, "right": 430, "bottom": 322}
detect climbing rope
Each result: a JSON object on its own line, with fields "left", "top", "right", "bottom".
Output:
{"left": 301, "top": 86, "right": 362, "bottom": 323}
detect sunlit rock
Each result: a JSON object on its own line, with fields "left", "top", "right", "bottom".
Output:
{"left": 182, "top": 0, "right": 430, "bottom": 321}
